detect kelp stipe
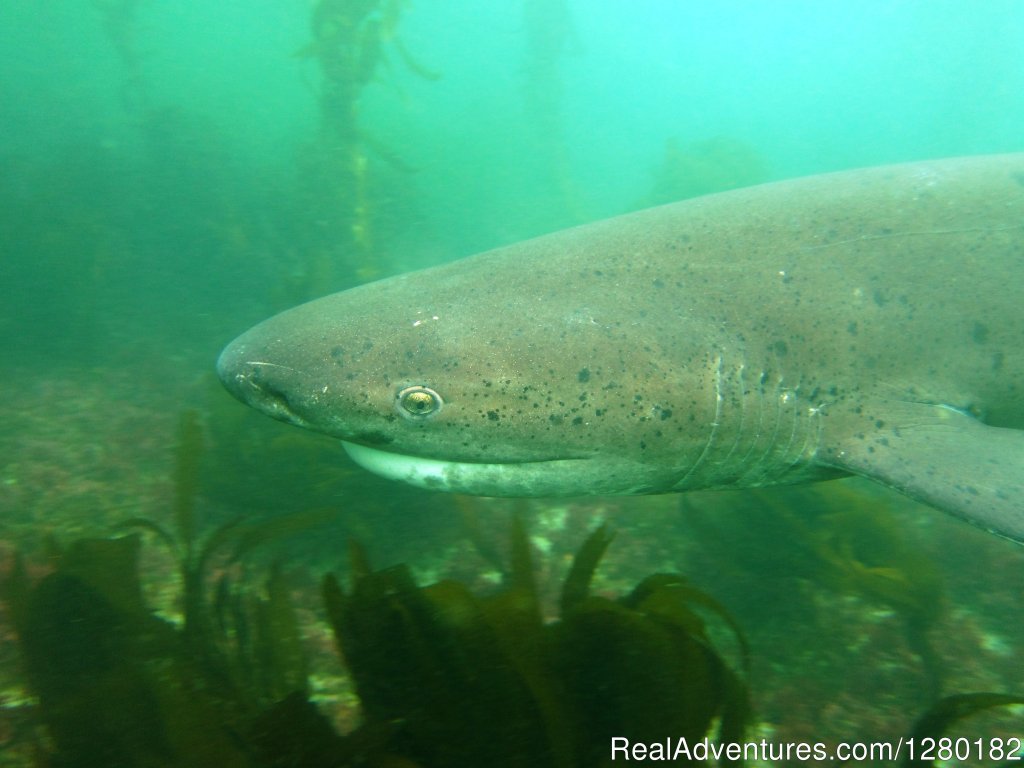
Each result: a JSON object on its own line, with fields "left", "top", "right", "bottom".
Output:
{"left": 683, "top": 482, "right": 947, "bottom": 701}
{"left": 122, "top": 410, "right": 323, "bottom": 698}
{"left": 903, "top": 692, "right": 1024, "bottom": 767}
{"left": 289, "top": 0, "right": 437, "bottom": 296}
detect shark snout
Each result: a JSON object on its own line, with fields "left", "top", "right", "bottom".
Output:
{"left": 216, "top": 340, "right": 310, "bottom": 428}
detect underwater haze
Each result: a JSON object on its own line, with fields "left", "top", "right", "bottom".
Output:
{"left": 2, "top": 1, "right": 1024, "bottom": 765}
{"left": 4, "top": 0, "right": 1024, "bottom": 370}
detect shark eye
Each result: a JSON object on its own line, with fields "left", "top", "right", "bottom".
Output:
{"left": 396, "top": 385, "right": 443, "bottom": 420}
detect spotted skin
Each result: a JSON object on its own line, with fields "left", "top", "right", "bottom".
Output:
{"left": 218, "top": 154, "right": 1024, "bottom": 541}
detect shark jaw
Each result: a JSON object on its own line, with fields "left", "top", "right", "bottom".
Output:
{"left": 340, "top": 441, "right": 653, "bottom": 498}
{"left": 341, "top": 441, "right": 575, "bottom": 496}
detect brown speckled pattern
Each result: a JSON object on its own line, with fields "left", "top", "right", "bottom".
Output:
{"left": 219, "top": 154, "right": 1024, "bottom": 538}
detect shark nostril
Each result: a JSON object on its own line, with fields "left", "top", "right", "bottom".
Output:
{"left": 261, "top": 383, "right": 294, "bottom": 411}
{"left": 247, "top": 378, "right": 307, "bottom": 425}
{"left": 215, "top": 349, "right": 312, "bottom": 428}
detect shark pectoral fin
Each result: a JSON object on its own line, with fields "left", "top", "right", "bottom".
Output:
{"left": 820, "top": 403, "right": 1024, "bottom": 543}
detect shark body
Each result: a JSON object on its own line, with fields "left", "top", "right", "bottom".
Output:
{"left": 218, "top": 154, "right": 1024, "bottom": 540}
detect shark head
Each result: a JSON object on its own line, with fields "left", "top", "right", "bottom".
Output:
{"left": 217, "top": 223, "right": 724, "bottom": 497}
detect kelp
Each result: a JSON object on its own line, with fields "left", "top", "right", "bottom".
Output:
{"left": 122, "top": 410, "right": 328, "bottom": 695}
{"left": 682, "top": 482, "right": 947, "bottom": 701}
{"left": 2, "top": 543, "right": 312, "bottom": 765}
{"left": 6, "top": 534, "right": 252, "bottom": 767}
{"left": 21, "top": 411, "right": 1000, "bottom": 767}
{"left": 290, "top": 0, "right": 437, "bottom": 293}
{"left": 4, "top": 411, "right": 747, "bottom": 766}
{"left": 522, "top": 0, "right": 584, "bottom": 225}
{"left": 5, "top": 533, "right": 325, "bottom": 766}
{"left": 0, "top": 409, "right": 331, "bottom": 764}
{"left": 323, "top": 519, "right": 751, "bottom": 767}
{"left": 5, "top": 459, "right": 997, "bottom": 767}
{"left": 903, "top": 692, "right": 1024, "bottom": 766}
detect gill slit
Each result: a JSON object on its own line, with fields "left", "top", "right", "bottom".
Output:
{"left": 775, "top": 379, "right": 827, "bottom": 479}
{"left": 733, "top": 368, "right": 766, "bottom": 474}
{"left": 678, "top": 354, "right": 724, "bottom": 486}
{"left": 776, "top": 379, "right": 803, "bottom": 472}
{"left": 751, "top": 374, "right": 785, "bottom": 478}
{"left": 716, "top": 362, "right": 747, "bottom": 469}
{"left": 791, "top": 391, "right": 826, "bottom": 468}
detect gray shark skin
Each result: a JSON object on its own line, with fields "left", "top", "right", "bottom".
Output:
{"left": 218, "top": 154, "right": 1024, "bottom": 541}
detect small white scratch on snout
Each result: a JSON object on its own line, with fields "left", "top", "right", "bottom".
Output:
{"left": 244, "top": 362, "right": 296, "bottom": 370}
{"left": 245, "top": 361, "right": 300, "bottom": 373}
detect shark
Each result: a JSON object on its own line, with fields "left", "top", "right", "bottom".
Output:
{"left": 217, "top": 154, "right": 1024, "bottom": 541}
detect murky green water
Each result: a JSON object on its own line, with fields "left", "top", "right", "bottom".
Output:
{"left": 2, "top": 2, "right": 1023, "bottom": 765}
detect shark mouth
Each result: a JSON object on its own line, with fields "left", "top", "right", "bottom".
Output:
{"left": 342, "top": 441, "right": 475, "bottom": 490}
{"left": 340, "top": 441, "right": 589, "bottom": 496}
